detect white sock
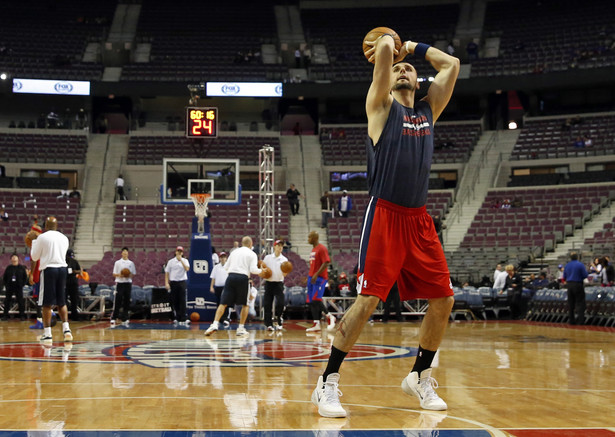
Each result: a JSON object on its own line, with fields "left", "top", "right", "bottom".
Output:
{"left": 211, "top": 321, "right": 219, "bottom": 328}
{"left": 44, "top": 327, "right": 52, "bottom": 337}
{"left": 37, "top": 317, "right": 43, "bottom": 323}
{"left": 314, "top": 320, "right": 319, "bottom": 324}
{"left": 63, "top": 322, "right": 70, "bottom": 332}
{"left": 238, "top": 324, "right": 244, "bottom": 330}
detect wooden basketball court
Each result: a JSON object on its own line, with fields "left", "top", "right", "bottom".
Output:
{"left": 0, "top": 319, "right": 613, "bottom": 436}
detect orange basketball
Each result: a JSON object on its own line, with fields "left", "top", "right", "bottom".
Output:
{"left": 280, "top": 261, "right": 293, "bottom": 274}
{"left": 121, "top": 268, "right": 131, "bottom": 278}
{"left": 362, "top": 27, "right": 402, "bottom": 64}
{"left": 24, "top": 230, "right": 39, "bottom": 248}
{"left": 190, "top": 312, "right": 200, "bottom": 322}
{"left": 261, "top": 267, "right": 272, "bottom": 279}
{"left": 78, "top": 271, "right": 90, "bottom": 282}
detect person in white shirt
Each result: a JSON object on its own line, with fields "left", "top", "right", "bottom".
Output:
{"left": 493, "top": 265, "right": 511, "bottom": 294}
{"left": 493, "top": 264, "right": 502, "bottom": 284}
{"left": 115, "top": 174, "right": 126, "bottom": 201}
{"left": 262, "top": 240, "right": 289, "bottom": 331}
{"left": 236, "top": 280, "right": 259, "bottom": 322}
{"left": 337, "top": 190, "right": 352, "bottom": 217}
{"left": 111, "top": 247, "right": 136, "bottom": 326}
{"left": 210, "top": 251, "right": 230, "bottom": 327}
{"left": 211, "top": 247, "right": 220, "bottom": 265}
{"left": 165, "top": 246, "right": 190, "bottom": 325}
{"left": 30, "top": 216, "right": 71, "bottom": 344}
{"left": 205, "top": 236, "right": 267, "bottom": 337}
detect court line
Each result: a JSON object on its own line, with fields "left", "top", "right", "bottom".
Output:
{"left": 0, "top": 382, "right": 613, "bottom": 393}
{"left": 0, "top": 395, "right": 507, "bottom": 436}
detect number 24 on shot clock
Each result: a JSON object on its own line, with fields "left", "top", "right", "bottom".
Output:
{"left": 186, "top": 106, "right": 218, "bottom": 138}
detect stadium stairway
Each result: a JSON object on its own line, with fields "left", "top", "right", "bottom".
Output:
{"left": 282, "top": 134, "right": 328, "bottom": 261}
{"left": 542, "top": 191, "right": 615, "bottom": 263}
{"left": 443, "top": 129, "right": 520, "bottom": 251}
{"left": 73, "top": 134, "right": 129, "bottom": 267}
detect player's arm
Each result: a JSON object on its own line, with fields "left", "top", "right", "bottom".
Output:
{"left": 165, "top": 272, "right": 170, "bottom": 290}
{"left": 249, "top": 254, "right": 263, "bottom": 276}
{"left": 314, "top": 261, "right": 329, "bottom": 278}
{"left": 365, "top": 35, "right": 396, "bottom": 142}
{"left": 28, "top": 260, "right": 37, "bottom": 285}
{"left": 113, "top": 262, "right": 121, "bottom": 278}
{"left": 209, "top": 268, "right": 216, "bottom": 292}
{"left": 30, "top": 238, "right": 41, "bottom": 261}
{"left": 404, "top": 41, "right": 459, "bottom": 123}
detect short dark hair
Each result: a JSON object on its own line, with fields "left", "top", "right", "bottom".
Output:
{"left": 570, "top": 253, "right": 578, "bottom": 261}
{"left": 121, "top": 246, "right": 129, "bottom": 252}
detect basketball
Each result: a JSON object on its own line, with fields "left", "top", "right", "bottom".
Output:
{"left": 24, "top": 230, "right": 39, "bottom": 248}
{"left": 77, "top": 271, "right": 90, "bottom": 282}
{"left": 281, "top": 261, "right": 293, "bottom": 274}
{"left": 362, "top": 26, "right": 402, "bottom": 64}
{"left": 261, "top": 267, "right": 272, "bottom": 279}
{"left": 121, "top": 268, "right": 131, "bottom": 278}
{"left": 190, "top": 312, "right": 200, "bottom": 322}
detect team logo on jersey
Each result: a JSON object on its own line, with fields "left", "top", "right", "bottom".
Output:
{"left": 401, "top": 114, "right": 431, "bottom": 137}
{"left": 0, "top": 339, "right": 415, "bottom": 368}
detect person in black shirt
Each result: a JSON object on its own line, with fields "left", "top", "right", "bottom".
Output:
{"left": 505, "top": 265, "right": 524, "bottom": 319}
{"left": 2, "top": 254, "right": 28, "bottom": 320}
{"left": 65, "top": 249, "right": 82, "bottom": 321}
{"left": 286, "top": 184, "right": 301, "bottom": 215}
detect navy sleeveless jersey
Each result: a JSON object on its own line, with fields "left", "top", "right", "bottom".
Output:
{"left": 366, "top": 99, "right": 434, "bottom": 208}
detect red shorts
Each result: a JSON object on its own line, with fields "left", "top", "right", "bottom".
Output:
{"left": 356, "top": 198, "right": 453, "bottom": 302}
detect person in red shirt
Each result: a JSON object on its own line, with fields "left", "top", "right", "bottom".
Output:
{"left": 337, "top": 272, "right": 352, "bottom": 296}
{"left": 27, "top": 219, "right": 44, "bottom": 329}
{"left": 306, "top": 231, "right": 336, "bottom": 332}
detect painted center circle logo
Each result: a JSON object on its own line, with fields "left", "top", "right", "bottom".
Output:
{"left": 0, "top": 339, "right": 415, "bottom": 368}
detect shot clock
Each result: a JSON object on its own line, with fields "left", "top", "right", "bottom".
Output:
{"left": 186, "top": 107, "right": 218, "bottom": 138}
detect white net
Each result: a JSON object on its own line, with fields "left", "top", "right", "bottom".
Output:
{"left": 190, "top": 193, "right": 211, "bottom": 233}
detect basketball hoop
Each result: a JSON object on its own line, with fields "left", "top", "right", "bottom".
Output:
{"left": 190, "top": 193, "right": 211, "bottom": 233}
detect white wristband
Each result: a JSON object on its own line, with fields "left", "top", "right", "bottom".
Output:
{"left": 405, "top": 41, "right": 411, "bottom": 52}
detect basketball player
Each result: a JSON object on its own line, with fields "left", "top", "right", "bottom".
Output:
{"left": 262, "top": 239, "right": 289, "bottom": 331}
{"left": 27, "top": 217, "right": 45, "bottom": 329}
{"left": 204, "top": 236, "right": 266, "bottom": 337}
{"left": 30, "top": 217, "right": 72, "bottom": 344}
{"left": 165, "top": 246, "right": 190, "bottom": 325}
{"left": 305, "top": 231, "right": 336, "bottom": 332}
{"left": 209, "top": 251, "right": 230, "bottom": 327}
{"left": 111, "top": 247, "right": 136, "bottom": 326}
{"left": 311, "top": 34, "right": 459, "bottom": 417}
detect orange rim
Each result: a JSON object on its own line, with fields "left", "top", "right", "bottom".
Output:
{"left": 190, "top": 193, "right": 211, "bottom": 203}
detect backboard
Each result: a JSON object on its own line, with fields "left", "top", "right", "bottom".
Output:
{"left": 162, "top": 158, "right": 241, "bottom": 204}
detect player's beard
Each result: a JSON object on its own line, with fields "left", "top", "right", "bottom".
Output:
{"left": 392, "top": 82, "right": 414, "bottom": 91}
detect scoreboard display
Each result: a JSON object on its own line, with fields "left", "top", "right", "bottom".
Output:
{"left": 186, "top": 107, "right": 218, "bottom": 138}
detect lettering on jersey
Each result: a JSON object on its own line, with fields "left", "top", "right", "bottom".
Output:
{"left": 401, "top": 114, "right": 431, "bottom": 137}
